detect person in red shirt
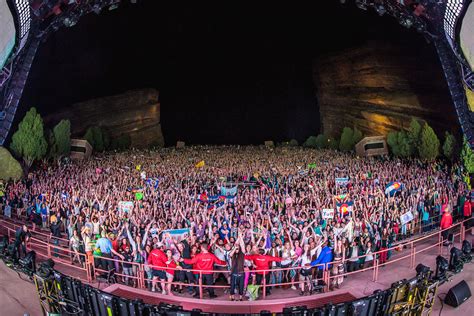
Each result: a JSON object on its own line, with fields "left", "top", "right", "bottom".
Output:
{"left": 147, "top": 243, "right": 168, "bottom": 292}
{"left": 440, "top": 209, "right": 453, "bottom": 241}
{"left": 182, "top": 242, "right": 226, "bottom": 298}
{"left": 464, "top": 199, "right": 472, "bottom": 218}
{"left": 162, "top": 249, "right": 179, "bottom": 296}
{"left": 245, "top": 249, "right": 282, "bottom": 295}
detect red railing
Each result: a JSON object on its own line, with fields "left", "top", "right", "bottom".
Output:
{"left": 0, "top": 215, "right": 470, "bottom": 300}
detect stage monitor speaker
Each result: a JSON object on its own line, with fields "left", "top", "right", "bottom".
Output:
{"left": 176, "top": 141, "right": 185, "bottom": 148}
{"left": 445, "top": 280, "right": 471, "bottom": 307}
{"left": 350, "top": 298, "right": 370, "bottom": 315}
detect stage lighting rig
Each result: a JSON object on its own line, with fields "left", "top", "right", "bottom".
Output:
{"left": 461, "top": 240, "right": 473, "bottom": 263}
{"left": 434, "top": 255, "right": 449, "bottom": 282}
{"left": 449, "top": 247, "right": 464, "bottom": 273}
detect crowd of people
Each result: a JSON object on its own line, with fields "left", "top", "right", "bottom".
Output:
{"left": 0, "top": 146, "right": 471, "bottom": 300}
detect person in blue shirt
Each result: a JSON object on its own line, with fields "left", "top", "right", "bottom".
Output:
{"left": 309, "top": 242, "right": 333, "bottom": 273}
{"left": 95, "top": 231, "right": 123, "bottom": 271}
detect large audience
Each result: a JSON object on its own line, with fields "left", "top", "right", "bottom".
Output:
{"left": 0, "top": 146, "right": 470, "bottom": 300}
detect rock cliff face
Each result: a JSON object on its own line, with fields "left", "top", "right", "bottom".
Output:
{"left": 314, "top": 41, "right": 459, "bottom": 137}
{"left": 45, "top": 89, "right": 164, "bottom": 148}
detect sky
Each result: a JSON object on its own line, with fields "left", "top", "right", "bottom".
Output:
{"left": 19, "top": 1, "right": 435, "bottom": 145}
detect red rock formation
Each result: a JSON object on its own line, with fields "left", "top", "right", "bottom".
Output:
{"left": 44, "top": 89, "right": 164, "bottom": 148}
{"left": 314, "top": 41, "right": 459, "bottom": 137}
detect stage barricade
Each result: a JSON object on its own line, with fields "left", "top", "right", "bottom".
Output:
{"left": 0, "top": 215, "right": 470, "bottom": 301}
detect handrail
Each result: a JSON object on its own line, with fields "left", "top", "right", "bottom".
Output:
{"left": 0, "top": 215, "right": 470, "bottom": 300}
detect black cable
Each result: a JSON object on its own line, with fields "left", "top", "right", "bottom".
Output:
{"left": 438, "top": 292, "right": 447, "bottom": 316}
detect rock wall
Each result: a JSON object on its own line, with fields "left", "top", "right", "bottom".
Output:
{"left": 314, "top": 41, "right": 459, "bottom": 137}
{"left": 44, "top": 89, "right": 164, "bottom": 148}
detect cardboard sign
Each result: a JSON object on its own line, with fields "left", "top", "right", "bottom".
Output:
{"left": 118, "top": 201, "right": 134, "bottom": 213}
{"left": 400, "top": 211, "right": 414, "bottom": 225}
{"left": 335, "top": 177, "right": 349, "bottom": 186}
{"left": 322, "top": 208, "right": 335, "bottom": 219}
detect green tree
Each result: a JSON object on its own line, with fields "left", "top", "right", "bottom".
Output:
{"left": 84, "top": 126, "right": 109, "bottom": 152}
{"left": 387, "top": 131, "right": 400, "bottom": 156}
{"left": 315, "top": 134, "right": 327, "bottom": 149}
{"left": 442, "top": 131, "right": 456, "bottom": 161}
{"left": 398, "top": 131, "right": 412, "bottom": 157}
{"left": 303, "top": 136, "right": 318, "bottom": 148}
{"left": 352, "top": 126, "right": 363, "bottom": 145}
{"left": 10, "top": 107, "right": 47, "bottom": 168}
{"left": 339, "top": 127, "right": 354, "bottom": 151}
{"left": 461, "top": 136, "right": 474, "bottom": 173}
{"left": 50, "top": 119, "right": 71, "bottom": 158}
{"left": 289, "top": 139, "right": 299, "bottom": 147}
{"left": 418, "top": 123, "right": 440, "bottom": 160}
{"left": 0, "top": 147, "right": 23, "bottom": 181}
{"left": 407, "top": 117, "right": 422, "bottom": 156}
{"left": 328, "top": 136, "right": 339, "bottom": 150}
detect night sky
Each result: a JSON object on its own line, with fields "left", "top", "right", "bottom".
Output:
{"left": 19, "top": 1, "right": 432, "bottom": 145}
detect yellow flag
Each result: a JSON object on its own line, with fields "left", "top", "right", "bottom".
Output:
{"left": 195, "top": 160, "right": 205, "bottom": 168}
{"left": 136, "top": 164, "right": 141, "bottom": 171}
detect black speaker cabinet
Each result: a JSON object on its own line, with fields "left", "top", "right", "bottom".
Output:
{"left": 445, "top": 280, "right": 471, "bottom": 307}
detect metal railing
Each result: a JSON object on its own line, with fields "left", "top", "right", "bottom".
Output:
{"left": 0, "top": 216, "right": 470, "bottom": 300}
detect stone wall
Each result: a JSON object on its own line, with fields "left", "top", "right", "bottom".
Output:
{"left": 44, "top": 88, "right": 164, "bottom": 148}
{"left": 314, "top": 41, "right": 459, "bottom": 137}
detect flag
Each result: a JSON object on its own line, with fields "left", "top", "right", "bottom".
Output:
{"left": 146, "top": 177, "right": 159, "bottom": 189}
{"left": 198, "top": 193, "right": 208, "bottom": 202}
{"left": 385, "top": 181, "right": 403, "bottom": 196}
{"left": 308, "top": 163, "right": 317, "bottom": 169}
{"left": 298, "top": 169, "right": 308, "bottom": 176}
{"left": 135, "top": 192, "right": 144, "bottom": 200}
{"left": 195, "top": 160, "right": 205, "bottom": 168}
{"left": 334, "top": 194, "right": 348, "bottom": 203}
{"left": 336, "top": 201, "right": 354, "bottom": 216}
{"left": 135, "top": 164, "right": 141, "bottom": 171}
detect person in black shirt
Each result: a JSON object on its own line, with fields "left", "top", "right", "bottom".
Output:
{"left": 50, "top": 218, "right": 62, "bottom": 257}
{"left": 177, "top": 239, "right": 195, "bottom": 294}
{"left": 120, "top": 245, "right": 134, "bottom": 286}
{"left": 14, "top": 225, "right": 30, "bottom": 259}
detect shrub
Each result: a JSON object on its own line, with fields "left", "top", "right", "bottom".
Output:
{"left": 0, "top": 147, "right": 23, "bottom": 181}
{"left": 303, "top": 136, "right": 318, "bottom": 148}
{"left": 328, "top": 136, "right": 339, "bottom": 150}
{"left": 289, "top": 139, "right": 298, "bottom": 147}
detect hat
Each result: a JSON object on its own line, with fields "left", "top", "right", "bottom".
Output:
{"left": 156, "top": 242, "right": 163, "bottom": 248}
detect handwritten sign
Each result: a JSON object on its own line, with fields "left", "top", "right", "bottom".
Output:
{"left": 322, "top": 208, "right": 335, "bottom": 219}
{"left": 118, "top": 201, "right": 134, "bottom": 213}
{"left": 400, "top": 211, "right": 414, "bottom": 225}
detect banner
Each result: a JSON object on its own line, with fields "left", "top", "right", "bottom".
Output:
{"left": 400, "top": 211, "right": 414, "bottom": 225}
{"left": 385, "top": 181, "right": 403, "bottom": 196}
{"left": 195, "top": 160, "right": 205, "bottom": 168}
{"left": 118, "top": 201, "right": 134, "bottom": 213}
{"left": 322, "top": 208, "right": 335, "bottom": 219}
{"left": 335, "top": 177, "right": 349, "bottom": 186}
{"left": 163, "top": 228, "right": 190, "bottom": 240}
{"left": 220, "top": 186, "right": 238, "bottom": 197}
